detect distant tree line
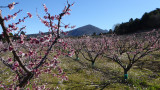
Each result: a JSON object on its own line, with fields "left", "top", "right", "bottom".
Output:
{"left": 114, "top": 8, "right": 160, "bottom": 35}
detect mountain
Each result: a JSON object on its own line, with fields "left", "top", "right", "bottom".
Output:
{"left": 26, "top": 24, "right": 108, "bottom": 37}
{"left": 67, "top": 24, "right": 108, "bottom": 36}
{"left": 27, "top": 32, "right": 49, "bottom": 38}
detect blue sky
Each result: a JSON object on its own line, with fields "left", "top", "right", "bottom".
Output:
{"left": 0, "top": 0, "right": 160, "bottom": 34}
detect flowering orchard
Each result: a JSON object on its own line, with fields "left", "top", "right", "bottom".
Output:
{"left": 103, "top": 31, "right": 160, "bottom": 81}
{"left": 0, "top": 1, "right": 75, "bottom": 89}
{"left": 1, "top": 1, "right": 160, "bottom": 90}
{"left": 66, "top": 31, "right": 160, "bottom": 82}
{"left": 80, "top": 37, "right": 106, "bottom": 67}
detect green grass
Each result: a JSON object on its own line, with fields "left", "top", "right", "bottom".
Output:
{"left": 1, "top": 52, "right": 160, "bottom": 89}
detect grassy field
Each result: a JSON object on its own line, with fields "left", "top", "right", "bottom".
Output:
{"left": 36, "top": 52, "right": 160, "bottom": 89}
{"left": 1, "top": 52, "right": 160, "bottom": 90}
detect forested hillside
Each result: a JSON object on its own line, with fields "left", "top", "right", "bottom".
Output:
{"left": 114, "top": 8, "right": 160, "bottom": 34}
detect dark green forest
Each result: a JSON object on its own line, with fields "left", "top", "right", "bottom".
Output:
{"left": 114, "top": 8, "right": 160, "bottom": 35}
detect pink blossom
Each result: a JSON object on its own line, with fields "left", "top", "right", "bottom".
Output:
{"left": 42, "top": 20, "right": 49, "bottom": 26}
{"left": 63, "top": 6, "right": 67, "bottom": 13}
{"left": 19, "top": 19, "right": 21, "bottom": 22}
{"left": 19, "top": 40, "right": 24, "bottom": 44}
{"left": 58, "top": 39, "right": 63, "bottom": 42}
{"left": 53, "top": 74, "right": 57, "bottom": 77}
{"left": 53, "top": 55, "right": 58, "bottom": 60}
{"left": 41, "top": 85, "right": 45, "bottom": 89}
{"left": 4, "top": 17, "right": 8, "bottom": 21}
{"left": 35, "top": 40, "right": 40, "bottom": 44}
{"left": 62, "top": 74, "right": 68, "bottom": 81}
{"left": 29, "top": 61, "right": 34, "bottom": 67}
{"left": 14, "top": 61, "right": 19, "bottom": 67}
{"left": 8, "top": 2, "right": 15, "bottom": 10}
{"left": 51, "top": 16, "right": 54, "bottom": 20}
{"left": 66, "top": 12, "right": 70, "bottom": 15}
{"left": 27, "top": 12, "right": 32, "bottom": 18}
{"left": 65, "top": 25, "right": 69, "bottom": 29}
{"left": 13, "top": 13, "right": 17, "bottom": 17}
{"left": 29, "top": 51, "right": 33, "bottom": 56}
{"left": 9, "top": 46, "right": 13, "bottom": 51}
{"left": 43, "top": 4, "right": 48, "bottom": 12}
{"left": 44, "top": 16, "right": 48, "bottom": 19}
{"left": 3, "top": 48, "right": 8, "bottom": 52}
{"left": 58, "top": 68, "right": 63, "bottom": 74}
{"left": 8, "top": 58, "right": 12, "bottom": 62}
{"left": 71, "top": 3, "right": 75, "bottom": 6}
{"left": 7, "top": 15, "right": 12, "bottom": 20}
{"left": 55, "top": 15, "right": 60, "bottom": 20}
{"left": 44, "top": 69, "right": 48, "bottom": 73}
{"left": 18, "top": 51, "right": 23, "bottom": 55}
{"left": 25, "top": 53, "right": 28, "bottom": 57}
{"left": 48, "top": 34, "right": 52, "bottom": 38}
{"left": 40, "top": 37, "right": 44, "bottom": 42}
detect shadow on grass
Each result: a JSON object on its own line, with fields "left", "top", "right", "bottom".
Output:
{"left": 67, "top": 57, "right": 123, "bottom": 89}
{"left": 66, "top": 56, "right": 160, "bottom": 89}
{"left": 151, "top": 53, "right": 160, "bottom": 59}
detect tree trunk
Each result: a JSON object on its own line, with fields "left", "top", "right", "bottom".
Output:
{"left": 91, "top": 61, "right": 95, "bottom": 67}
{"left": 76, "top": 57, "right": 79, "bottom": 60}
{"left": 124, "top": 69, "right": 128, "bottom": 82}
{"left": 75, "top": 53, "right": 79, "bottom": 60}
{"left": 17, "top": 72, "right": 34, "bottom": 88}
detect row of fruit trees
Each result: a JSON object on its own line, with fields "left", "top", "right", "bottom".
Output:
{"left": 0, "top": 1, "right": 160, "bottom": 89}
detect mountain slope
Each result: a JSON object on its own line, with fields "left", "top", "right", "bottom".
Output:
{"left": 67, "top": 24, "right": 108, "bottom": 36}
{"left": 26, "top": 24, "right": 107, "bottom": 37}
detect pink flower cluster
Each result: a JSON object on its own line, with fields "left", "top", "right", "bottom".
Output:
{"left": 8, "top": 2, "right": 19, "bottom": 10}
{"left": 43, "top": 4, "right": 48, "bottom": 12}
{"left": 4, "top": 10, "right": 22, "bottom": 21}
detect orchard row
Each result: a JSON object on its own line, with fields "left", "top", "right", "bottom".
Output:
{"left": 0, "top": 1, "right": 160, "bottom": 89}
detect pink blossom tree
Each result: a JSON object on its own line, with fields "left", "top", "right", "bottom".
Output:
{"left": 0, "top": 1, "right": 74, "bottom": 89}
{"left": 80, "top": 37, "right": 106, "bottom": 67}
{"left": 64, "top": 37, "right": 84, "bottom": 60}
{"left": 103, "top": 31, "right": 160, "bottom": 81}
